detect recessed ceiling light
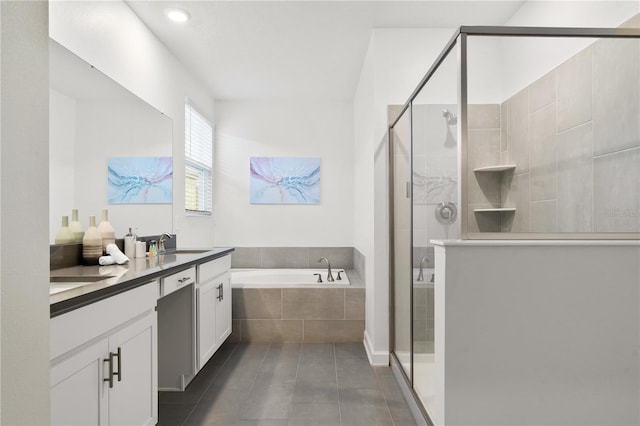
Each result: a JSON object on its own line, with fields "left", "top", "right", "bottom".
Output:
{"left": 165, "top": 8, "right": 190, "bottom": 23}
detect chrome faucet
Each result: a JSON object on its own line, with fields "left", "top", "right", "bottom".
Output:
{"left": 416, "top": 256, "right": 428, "bottom": 282}
{"left": 158, "top": 233, "right": 173, "bottom": 253}
{"left": 318, "top": 257, "right": 335, "bottom": 282}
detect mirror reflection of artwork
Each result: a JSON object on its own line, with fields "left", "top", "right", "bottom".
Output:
{"left": 108, "top": 157, "right": 173, "bottom": 204}
{"left": 250, "top": 157, "right": 320, "bottom": 204}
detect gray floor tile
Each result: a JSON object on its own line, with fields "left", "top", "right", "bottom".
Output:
{"left": 293, "top": 376, "right": 339, "bottom": 404}
{"left": 160, "top": 342, "right": 238, "bottom": 405}
{"left": 289, "top": 402, "right": 341, "bottom": 426}
{"left": 259, "top": 343, "right": 301, "bottom": 383}
{"left": 334, "top": 343, "right": 368, "bottom": 360}
{"left": 386, "top": 399, "right": 417, "bottom": 426}
{"left": 240, "top": 373, "right": 296, "bottom": 420}
{"left": 216, "top": 343, "right": 270, "bottom": 381}
{"left": 162, "top": 341, "right": 415, "bottom": 426}
{"left": 373, "top": 367, "right": 404, "bottom": 403}
{"left": 336, "top": 357, "right": 379, "bottom": 390}
{"left": 158, "top": 403, "right": 194, "bottom": 426}
{"left": 299, "top": 343, "right": 336, "bottom": 369}
{"left": 339, "top": 388, "right": 394, "bottom": 426}
{"left": 184, "top": 390, "right": 244, "bottom": 425}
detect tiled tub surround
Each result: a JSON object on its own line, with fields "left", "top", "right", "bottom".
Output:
{"left": 232, "top": 268, "right": 351, "bottom": 286}
{"left": 233, "top": 246, "right": 365, "bottom": 287}
{"left": 230, "top": 271, "right": 365, "bottom": 343}
{"left": 231, "top": 246, "right": 358, "bottom": 270}
{"left": 467, "top": 28, "right": 640, "bottom": 233}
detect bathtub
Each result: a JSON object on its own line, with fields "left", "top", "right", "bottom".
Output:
{"left": 231, "top": 268, "right": 351, "bottom": 288}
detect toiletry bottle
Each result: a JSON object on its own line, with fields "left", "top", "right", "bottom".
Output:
{"left": 69, "top": 209, "right": 84, "bottom": 242}
{"left": 82, "top": 215, "right": 103, "bottom": 264}
{"left": 97, "top": 208, "right": 115, "bottom": 253}
{"left": 124, "top": 228, "right": 137, "bottom": 259}
{"left": 55, "top": 215, "right": 74, "bottom": 244}
{"left": 149, "top": 240, "right": 157, "bottom": 257}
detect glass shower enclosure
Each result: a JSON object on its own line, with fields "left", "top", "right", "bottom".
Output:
{"left": 389, "top": 24, "right": 640, "bottom": 424}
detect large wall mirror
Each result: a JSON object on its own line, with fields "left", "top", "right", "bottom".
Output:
{"left": 49, "top": 40, "right": 174, "bottom": 244}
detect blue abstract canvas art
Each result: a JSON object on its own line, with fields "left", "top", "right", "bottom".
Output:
{"left": 250, "top": 157, "right": 320, "bottom": 204}
{"left": 108, "top": 157, "right": 173, "bottom": 204}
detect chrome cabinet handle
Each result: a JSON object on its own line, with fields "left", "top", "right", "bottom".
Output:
{"left": 104, "top": 354, "right": 114, "bottom": 388}
{"left": 114, "top": 347, "right": 122, "bottom": 383}
{"left": 103, "top": 347, "right": 122, "bottom": 388}
{"left": 178, "top": 276, "right": 191, "bottom": 284}
{"left": 217, "top": 283, "right": 223, "bottom": 301}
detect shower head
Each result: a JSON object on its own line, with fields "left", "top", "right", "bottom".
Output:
{"left": 442, "top": 109, "right": 457, "bottom": 125}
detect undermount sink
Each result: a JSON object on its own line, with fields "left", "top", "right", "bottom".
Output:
{"left": 50, "top": 275, "right": 114, "bottom": 283}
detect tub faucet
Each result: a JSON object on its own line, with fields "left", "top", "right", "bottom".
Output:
{"left": 158, "top": 233, "right": 173, "bottom": 253}
{"left": 416, "top": 256, "right": 428, "bottom": 282}
{"left": 318, "top": 257, "right": 335, "bottom": 282}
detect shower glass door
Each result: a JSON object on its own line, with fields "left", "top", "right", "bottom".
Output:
{"left": 410, "top": 47, "right": 459, "bottom": 418}
{"left": 391, "top": 106, "right": 412, "bottom": 380}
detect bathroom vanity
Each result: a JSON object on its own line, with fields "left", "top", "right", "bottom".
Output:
{"left": 49, "top": 248, "right": 233, "bottom": 426}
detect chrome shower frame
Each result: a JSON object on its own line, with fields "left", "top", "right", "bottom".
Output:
{"left": 389, "top": 25, "right": 640, "bottom": 241}
{"left": 388, "top": 24, "right": 640, "bottom": 426}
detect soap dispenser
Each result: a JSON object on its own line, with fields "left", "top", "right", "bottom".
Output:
{"left": 124, "top": 228, "right": 137, "bottom": 259}
{"left": 149, "top": 240, "right": 158, "bottom": 257}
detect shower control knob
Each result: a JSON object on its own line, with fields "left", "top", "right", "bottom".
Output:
{"left": 435, "top": 202, "right": 457, "bottom": 224}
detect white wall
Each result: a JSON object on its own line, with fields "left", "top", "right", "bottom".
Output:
{"left": 0, "top": 1, "right": 50, "bottom": 424}
{"left": 214, "top": 100, "right": 354, "bottom": 246}
{"left": 49, "top": 0, "right": 216, "bottom": 247}
{"left": 354, "top": 28, "right": 457, "bottom": 363}
{"left": 499, "top": 1, "right": 640, "bottom": 100}
{"left": 434, "top": 241, "right": 640, "bottom": 426}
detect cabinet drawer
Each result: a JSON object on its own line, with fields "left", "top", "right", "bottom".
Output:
{"left": 161, "top": 267, "right": 196, "bottom": 298}
{"left": 198, "top": 255, "right": 231, "bottom": 283}
{"left": 51, "top": 281, "right": 157, "bottom": 360}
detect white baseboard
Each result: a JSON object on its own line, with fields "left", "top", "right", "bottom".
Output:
{"left": 363, "top": 330, "right": 389, "bottom": 365}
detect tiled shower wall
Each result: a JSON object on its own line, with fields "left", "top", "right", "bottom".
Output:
{"left": 468, "top": 25, "right": 640, "bottom": 233}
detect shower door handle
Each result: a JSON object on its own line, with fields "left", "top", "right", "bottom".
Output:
{"left": 406, "top": 181, "right": 411, "bottom": 199}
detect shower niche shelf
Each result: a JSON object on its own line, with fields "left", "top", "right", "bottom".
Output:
{"left": 470, "top": 164, "right": 517, "bottom": 232}
{"left": 473, "top": 208, "right": 516, "bottom": 213}
{"left": 473, "top": 164, "right": 516, "bottom": 173}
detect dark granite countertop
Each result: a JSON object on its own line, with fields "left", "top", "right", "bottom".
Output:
{"left": 50, "top": 247, "right": 234, "bottom": 318}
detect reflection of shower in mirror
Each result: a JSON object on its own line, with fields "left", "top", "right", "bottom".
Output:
{"left": 442, "top": 109, "right": 457, "bottom": 125}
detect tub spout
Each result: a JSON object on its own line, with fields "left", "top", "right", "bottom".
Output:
{"left": 417, "top": 256, "right": 428, "bottom": 282}
{"left": 318, "top": 257, "right": 334, "bottom": 282}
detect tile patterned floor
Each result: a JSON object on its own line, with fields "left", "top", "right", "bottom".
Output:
{"left": 158, "top": 341, "right": 416, "bottom": 426}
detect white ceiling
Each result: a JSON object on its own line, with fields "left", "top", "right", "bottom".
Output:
{"left": 126, "top": 1, "right": 526, "bottom": 101}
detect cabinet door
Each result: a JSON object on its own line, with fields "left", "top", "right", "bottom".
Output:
{"left": 51, "top": 338, "right": 109, "bottom": 426}
{"left": 215, "top": 274, "right": 232, "bottom": 346}
{"left": 197, "top": 279, "right": 218, "bottom": 370}
{"left": 108, "top": 311, "right": 158, "bottom": 426}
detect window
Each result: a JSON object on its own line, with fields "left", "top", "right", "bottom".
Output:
{"left": 185, "top": 103, "right": 213, "bottom": 214}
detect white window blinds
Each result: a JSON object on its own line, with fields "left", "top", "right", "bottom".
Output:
{"left": 185, "top": 103, "right": 213, "bottom": 214}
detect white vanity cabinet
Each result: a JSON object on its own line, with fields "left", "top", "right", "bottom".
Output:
{"left": 50, "top": 282, "right": 158, "bottom": 426}
{"left": 196, "top": 255, "right": 232, "bottom": 370}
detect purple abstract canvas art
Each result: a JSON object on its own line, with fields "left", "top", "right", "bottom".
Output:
{"left": 250, "top": 157, "right": 320, "bottom": 204}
